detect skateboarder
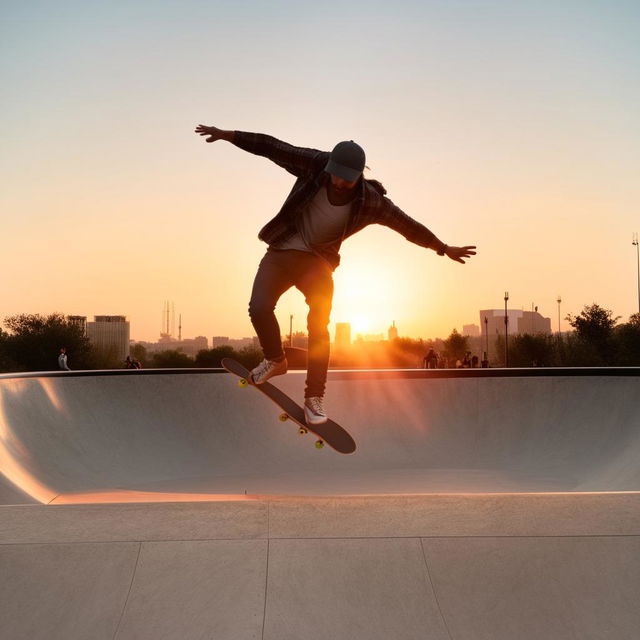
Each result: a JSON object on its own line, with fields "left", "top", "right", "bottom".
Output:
{"left": 195, "top": 125, "right": 476, "bottom": 425}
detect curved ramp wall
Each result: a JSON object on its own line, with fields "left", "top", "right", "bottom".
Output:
{"left": 1, "top": 368, "right": 639, "bottom": 504}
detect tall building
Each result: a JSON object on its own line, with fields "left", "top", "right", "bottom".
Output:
{"left": 463, "top": 324, "right": 480, "bottom": 337}
{"left": 479, "top": 309, "right": 551, "bottom": 338}
{"left": 86, "top": 315, "right": 130, "bottom": 362}
{"left": 67, "top": 316, "right": 87, "bottom": 333}
{"left": 335, "top": 323, "right": 351, "bottom": 349}
{"left": 388, "top": 321, "right": 398, "bottom": 341}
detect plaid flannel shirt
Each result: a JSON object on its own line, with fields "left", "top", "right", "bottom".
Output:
{"left": 232, "top": 131, "right": 444, "bottom": 269}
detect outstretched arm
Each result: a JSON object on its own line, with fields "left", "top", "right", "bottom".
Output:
{"left": 375, "top": 199, "right": 477, "bottom": 264}
{"left": 194, "top": 124, "right": 324, "bottom": 177}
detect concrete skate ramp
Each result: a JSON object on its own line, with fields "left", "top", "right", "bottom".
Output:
{"left": 2, "top": 369, "right": 640, "bottom": 639}
{"left": 1, "top": 368, "right": 640, "bottom": 504}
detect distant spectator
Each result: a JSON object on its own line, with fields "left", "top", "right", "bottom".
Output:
{"left": 58, "top": 347, "right": 70, "bottom": 371}
{"left": 462, "top": 351, "right": 472, "bottom": 368}
{"left": 423, "top": 347, "right": 438, "bottom": 369}
{"left": 471, "top": 354, "right": 479, "bottom": 368}
{"left": 125, "top": 356, "right": 142, "bottom": 369}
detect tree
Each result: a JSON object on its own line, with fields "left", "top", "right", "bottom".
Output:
{"left": 1, "top": 313, "right": 94, "bottom": 372}
{"left": 150, "top": 350, "right": 194, "bottom": 368}
{"left": 509, "top": 333, "right": 556, "bottom": 367}
{"left": 236, "top": 345, "right": 264, "bottom": 370}
{"left": 443, "top": 329, "right": 468, "bottom": 364}
{"left": 566, "top": 304, "right": 620, "bottom": 365}
{"left": 194, "top": 346, "right": 236, "bottom": 368}
{"left": 194, "top": 345, "right": 263, "bottom": 369}
{"left": 130, "top": 344, "right": 148, "bottom": 368}
{"left": 613, "top": 315, "right": 640, "bottom": 366}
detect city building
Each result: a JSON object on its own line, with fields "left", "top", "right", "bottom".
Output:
{"left": 154, "top": 336, "right": 209, "bottom": 357}
{"left": 463, "top": 324, "right": 480, "bottom": 337}
{"left": 86, "top": 315, "right": 130, "bottom": 362}
{"left": 356, "top": 333, "right": 386, "bottom": 343}
{"left": 388, "top": 321, "right": 398, "bottom": 341}
{"left": 67, "top": 315, "right": 87, "bottom": 333}
{"left": 479, "top": 309, "right": 552, "bottom": 338}
{"left": 211, "top": 336, "right": 259, "bottom": 350}
{"left": 289, "top": 332, "right": 309, "bottom": 350}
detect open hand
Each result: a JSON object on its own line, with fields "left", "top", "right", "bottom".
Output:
{"left": 445, "top": 245, "right": 476, "bottom": 264}
{"left": 194, "top": 124, "right": 226, "bottom": 143}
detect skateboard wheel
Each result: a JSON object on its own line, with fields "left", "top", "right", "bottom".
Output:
{"left": 298, "top": 427, "right": 308, "bottom": 435}
{"left": 279, "top": 413, "right": 289, "bottom": 422}
{"left": 238, "top": 378, "right": 249, "bottom": 388}
{"left": 315, "top": 439, "right": 325, "bottom": 449}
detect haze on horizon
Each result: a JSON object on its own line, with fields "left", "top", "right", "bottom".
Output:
{"left": 2, "top": 1, "right": 639, "bottom": 344}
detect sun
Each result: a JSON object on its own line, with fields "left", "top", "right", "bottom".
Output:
{"left": 349, "top": 314, "right": 371, "bottom": 335}
{"left": 331, "top": 253, "right": 401, "bottom": 336}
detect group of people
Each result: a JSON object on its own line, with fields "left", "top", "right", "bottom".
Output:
{"left": 423, "top": 348, "right": 483, "bottom": 369}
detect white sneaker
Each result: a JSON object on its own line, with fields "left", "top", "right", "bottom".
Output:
{"left": 251, "top": 358, "right": 288, "bottom": 384}
{"left": 304, "top": 396, "right": 328, "bottom": 425}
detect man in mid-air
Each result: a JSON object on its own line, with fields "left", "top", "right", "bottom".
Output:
{"left": 195, "top": 124, "right": 476, "bottom": 426}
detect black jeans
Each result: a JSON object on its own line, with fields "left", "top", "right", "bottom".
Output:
{"left": 248, "top": 248, "right": 333, "bottom": 398}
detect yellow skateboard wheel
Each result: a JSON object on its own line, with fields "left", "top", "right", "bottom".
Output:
{"left": 298, "top": 427, "right": 308, "bottom": 435}
{"left": 279, "top": 413, "right": 289, "bottom": 422}
{"left": 315, "top": 439, "right": 325, "bottom": 449}
{"left": 238, "top": 378, "right": 249, "bottom": 388}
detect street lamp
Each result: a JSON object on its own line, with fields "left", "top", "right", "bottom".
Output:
{"left": 557, "top": 295, "right": 562, "bottom": 335}
{"left": 484, "top": 315, "right": 489, "bottom": 366}
{"left": 633, "top": 233, "right": 640, "bottom": 314}
{"left": 504, "top": 291, "right": 509, "bottom": 367}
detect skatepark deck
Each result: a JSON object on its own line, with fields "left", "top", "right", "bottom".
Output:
{"left": 1, "top": 368, "right": 639, "bottom": 639}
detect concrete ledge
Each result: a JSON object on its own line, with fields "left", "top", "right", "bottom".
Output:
{"left": 0, "top": 501, "right": 268, "bottom": 544}
{"left": 2, "top": 493, "right": 639, "bottom": 545}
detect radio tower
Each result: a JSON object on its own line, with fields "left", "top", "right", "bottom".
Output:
{"left": 160, "top": 301, "right": 176, "bottom": 340}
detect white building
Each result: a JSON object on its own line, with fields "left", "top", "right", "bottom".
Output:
{"left": 479, "top": 309, "right": 552, "bottom": 338}
{"left": 86, "top": 316, "right": 130, "bottom": 362}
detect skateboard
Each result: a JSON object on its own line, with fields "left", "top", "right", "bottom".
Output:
{"left": 221, "top": 358, "right": 356, "bottom": 454}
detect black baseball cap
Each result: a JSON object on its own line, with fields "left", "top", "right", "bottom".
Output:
{"left": 325, "top": 140, "right": 366, "bottom": 182}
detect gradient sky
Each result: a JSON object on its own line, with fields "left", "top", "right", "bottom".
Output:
{"left": 2, "top": 1, "right": 639, "bottom": 343}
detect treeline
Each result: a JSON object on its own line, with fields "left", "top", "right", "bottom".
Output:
{"left": 1, "top": 304, "right": 640, "bottom": 373}
{"left": 498, "top": 304, "right": 640, "bottom": 367}
{"left": 0, "top": 313, "right": 265, "bottom": 373}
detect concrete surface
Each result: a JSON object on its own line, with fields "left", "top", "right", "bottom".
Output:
{"left": 1, "top": 368, "right": 639, "bottom": 639}
{"left": 2, "top": 495, "right": 639, "bottom": 640}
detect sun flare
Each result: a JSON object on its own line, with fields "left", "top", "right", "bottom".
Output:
{"left": 332, "top": 254, "right": 404, "bottom": 337}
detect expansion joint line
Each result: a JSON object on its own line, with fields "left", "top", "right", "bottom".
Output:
{"left": 112, "top": 542, "right": 142, "bottom": 640}
{"left": 420, "top": 538, "right": 454, "bottom": 640}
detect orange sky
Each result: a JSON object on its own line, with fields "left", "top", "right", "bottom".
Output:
{"left": 2, "top": 2, "right": 639, "bottom": 342}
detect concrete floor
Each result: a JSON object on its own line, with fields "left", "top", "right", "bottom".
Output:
{"left": 1, "top": 368, "right": 639, "bottom": 639}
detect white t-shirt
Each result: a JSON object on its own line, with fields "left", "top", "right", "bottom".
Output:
{"left": 275, "top": 186, "right": 352, "bottom": 253}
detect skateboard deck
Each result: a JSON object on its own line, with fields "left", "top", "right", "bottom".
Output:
{"left": 221, "top": 358, "right": 356, "bottom": 454}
